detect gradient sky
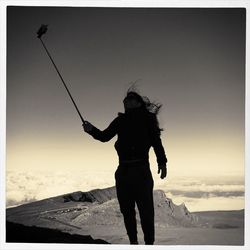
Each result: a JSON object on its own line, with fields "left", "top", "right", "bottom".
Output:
{"left": 7, "top": 7, "right": 245, "bottom": 181}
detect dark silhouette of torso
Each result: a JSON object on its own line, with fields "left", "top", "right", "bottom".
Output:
{"left": 89, "top": 107, "right": 167, "bottom": 165}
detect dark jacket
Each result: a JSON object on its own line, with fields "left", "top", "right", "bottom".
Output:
{"left": 87, "top": 108, "right": 167, "bottom": 166}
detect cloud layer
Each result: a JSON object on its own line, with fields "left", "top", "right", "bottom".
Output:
{"left": 6, "top": 170, "right": 244, "bottom": 211}
{"left": 6, "top": 169, "right": 115, "bottom": 207}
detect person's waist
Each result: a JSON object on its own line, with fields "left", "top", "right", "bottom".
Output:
{"left": 119, "top": 158, "right": 149, "bottom": 166}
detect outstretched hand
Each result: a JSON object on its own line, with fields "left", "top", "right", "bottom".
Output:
{"left": 82, "top": 121, "right": 94, "bottom": 133}
{"left": 158, "top": 164, "right": 167, "bottom": 179}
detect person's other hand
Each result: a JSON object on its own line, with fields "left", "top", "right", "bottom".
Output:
{"left": 82, "top": 121, "right": 94, "bottom": 133}
{"left": 158, "top": 164, "right": 167, "bottom": 179}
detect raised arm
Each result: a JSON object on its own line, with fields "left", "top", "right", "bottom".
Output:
{"left": 83, "top": 117, "right": 119, "bottom": 142}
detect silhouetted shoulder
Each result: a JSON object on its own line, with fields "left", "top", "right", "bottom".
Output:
{"left": 116, "top": 112, "right": 126, "bottom": 123}
{"left": 109, "top": 113, "right": 125, "bottom": 129}
{"left": 118, "top": 112, "right": 125, "bottom": 117}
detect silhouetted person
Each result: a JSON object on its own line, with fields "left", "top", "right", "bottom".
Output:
{"left": 83, "top": 90, "right": 167, "bottom": 245}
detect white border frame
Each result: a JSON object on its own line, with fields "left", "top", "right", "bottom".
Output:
{"left": 1, "top": 1, "right": 249, "bottom": 250}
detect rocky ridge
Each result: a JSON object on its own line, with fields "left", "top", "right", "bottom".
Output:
{"left": 6, "top": 186, "right": 201, "bottom": 243}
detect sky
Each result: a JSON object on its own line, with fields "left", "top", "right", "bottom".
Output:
{"left": 5, "top": 7, "right": 245, "bottom": 210}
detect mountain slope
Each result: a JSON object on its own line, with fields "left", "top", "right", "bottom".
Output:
{"left": 6, "top": 186, "right": 244, "bottom": 245}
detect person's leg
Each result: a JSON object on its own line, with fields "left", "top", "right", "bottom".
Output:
{"left": 115, "top": 167, "right": 138, "bottom": 244}
{"left": 121, "top": 205, "right": 138, "bottom": 244}
{"left": 136, "top": 168, "right": 155, "bottom": 245}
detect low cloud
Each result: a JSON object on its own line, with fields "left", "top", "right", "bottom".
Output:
{"left": 166, "top": 190, "right": 244, "bottom": 199}
{"left": 6, "top": 169, "right": 115, "bottom": 207}
{"left": 154, "top": 175, "right": 244, "bottom": 199}
{"left": 6, "top": 170, "right": 245, "bottom": 209}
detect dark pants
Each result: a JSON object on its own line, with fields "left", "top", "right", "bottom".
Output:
{"left": 115, "top": 163, "right": 154, "bottom": 244}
